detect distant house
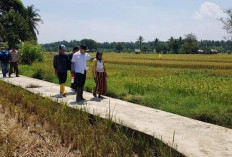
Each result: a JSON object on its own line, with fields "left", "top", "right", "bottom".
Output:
{"left": 135, "top": 49, "right": 141, "bottom": 54}
{"left": 210, "top": 49, "right": 218, "bottom": 54}
{"left": 198, "top": 50, "right": 204, "bottom": 54}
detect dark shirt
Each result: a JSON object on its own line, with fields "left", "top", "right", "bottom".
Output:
{"left": 53, "top": 53, "right": 69, "bottom": 72}
{"left": 68, "top": 53, "right": 74, "bottom": 70}
{"left": 0, "top": 51, "right": 11, "bottom": 63}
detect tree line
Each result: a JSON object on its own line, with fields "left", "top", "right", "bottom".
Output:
{"left": 42, "top": 34, "right": 232, "bottom": 54}
{"left": 43, "top": 9, "right": 232, "bottom": 54}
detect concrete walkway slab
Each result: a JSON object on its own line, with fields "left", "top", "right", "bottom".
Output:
{"left": 1, "top": 75, "right": 232, "bottom": 157}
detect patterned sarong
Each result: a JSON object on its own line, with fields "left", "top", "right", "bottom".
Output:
{"left": 96, "top": 72, "right": 107, "bottom": 95}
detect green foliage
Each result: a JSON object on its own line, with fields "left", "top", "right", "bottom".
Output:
{"left": 168, "top": 37, "right": 182, "bottom": 54}
{"left": 26, "top": 5, "right": 43, "bottom": 41}
{"left": 0, "top": 9, "right": 32, "bottom": 48}
{"left": 141, "top": 45, "right": 149, "bottom": 53}
{"left": 43, "top": 38, "right": 232, "bottom": 54}
{"left": 19, "top": 42, "right": 44, "bottom": 65}
{"left": 115, "top": 43, "right": 124, "bottom": 52}
{"left": 80, "top": 39, "right": 97, "bottom": 51}
{"left": 0, "top": 0, "right": 25, "bottom": 14}
{"left": 32, "top": 69, "right": 45, "bottom": 80}
{"left": 0, "top": 0, "right": 42, "bottom": 47}
{"left": 180, "top": 34, "right": 199, "bottom": 54}
{"left": 156, "top": 43, "right": 168, "bottom": 54}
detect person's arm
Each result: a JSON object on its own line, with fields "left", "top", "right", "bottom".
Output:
{"left": 103, "top": 60, "right": 107, "bottom": 78}
{"left": 71, "top": 54, "right": 77, "bottom": 75}
{"left": 86, "top": 53, "right": 95, "bottom": 61}
{"left": 66, "top": 55, "right": 71, "bottom": 71}
{"left": 71, "top": 62, "right": 75, "bottom": 72}
{"left": 92, "top": 59, "right": 97, "bottom": 82}
{"left": 53, "top": 55, "right": 58, "bottom": 75}
{"left": 8, "top": 52, "right": 11, "bottom": 63}
{"left": 17, "top": 52, "right": 20, "bottom": 64}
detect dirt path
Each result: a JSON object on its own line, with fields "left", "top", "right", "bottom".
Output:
{"left": 0, "top": 105, "right": 81, "bottom": 157}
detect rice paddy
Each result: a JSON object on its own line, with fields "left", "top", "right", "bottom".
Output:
{"left": 19, "top": 52, "right": 232, "bottom": 128}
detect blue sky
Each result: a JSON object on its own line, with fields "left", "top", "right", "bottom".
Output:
{"left": 21, "top": 0, "right": 232, "bottom": 43}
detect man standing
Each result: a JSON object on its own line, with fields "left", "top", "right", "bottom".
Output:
{"left": 9, "top": 47, "right": 20, "bottom": 77}
{"left": 53, "top": 45, "right": 69, "bottom": 97}
{"left": 0, "top": 47, "right": 11, "bottom": 78}
{"left": 68, "top": 47, "right": 79, "bottom": 92}
{"left": 71, "top": 45, "right": 93, "bottom": 102}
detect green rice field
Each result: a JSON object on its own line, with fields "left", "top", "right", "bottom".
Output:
{"left": 18, "top": 53, "right": 232, "bottom": 128}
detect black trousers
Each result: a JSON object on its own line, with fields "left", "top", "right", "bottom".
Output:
{"left": 71, "top": 82, "right": 76, "bottom": 90}
{"left": 75, "top": 71, "right": 86, "bottom": 88}
{"left": 9, "top": 62, "right": 19, "bottom": 76}
{"left": 58, "top": 72, "right": 67, "bottom": 84}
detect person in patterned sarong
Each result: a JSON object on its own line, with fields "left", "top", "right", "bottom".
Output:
{"left": 92, "top": 52, "right": 107, "bottom": 98}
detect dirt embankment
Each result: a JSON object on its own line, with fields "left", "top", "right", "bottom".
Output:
{"left": 0, "top": 105, "right": 80, "bottom": 157}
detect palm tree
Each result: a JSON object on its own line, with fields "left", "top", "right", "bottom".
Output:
{"left": 26, "top": 5, "right": 43, "bottom": 41}
{"left": 137, "top": 36, "right": 144, "bottom": 44}
{"left": 137, "top": 36, "right": 144, "bottom": 50}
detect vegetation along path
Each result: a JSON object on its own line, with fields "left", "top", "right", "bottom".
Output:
{"left": 1, "top": 74, "right": 232, "bottom": 157}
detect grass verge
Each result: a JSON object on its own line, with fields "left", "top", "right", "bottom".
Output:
{"left": 0, "top": 80, "right": 183, "bottom": 157}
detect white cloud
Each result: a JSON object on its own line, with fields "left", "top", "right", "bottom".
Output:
{"left": 193, "top": 2, "right": 226, "bottom": 20}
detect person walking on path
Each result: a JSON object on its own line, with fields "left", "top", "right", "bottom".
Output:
{"left": 68, "top": 47, "right": 79, "bottom": 92}
{"left": 53, "top": 45, "right": 69, "bottom": 97}
{"left": 92, "top": 52, "right": 107, "bottom": 98}
{"left": 71, "top": 45, "right": 94, "bottom": 102}
{"left": 9, "top": 47, "right": 20, "bottom": 77}
{"left": 0, "top": 47, "right": 11, "bottom": 78}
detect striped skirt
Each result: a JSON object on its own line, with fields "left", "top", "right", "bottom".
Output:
{"left": 96, "top": 72, "right": 107, "bottom": 95}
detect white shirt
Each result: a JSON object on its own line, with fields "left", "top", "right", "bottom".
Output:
{"left": 96, "top": 60, "right": 105, "bottom": 72}
{"left": 71, "top": 51, "right": 92, "bottom": 74}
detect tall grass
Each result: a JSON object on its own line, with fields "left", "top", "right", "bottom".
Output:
{"left": 18, "top": 52, "right": 232, "bottom": 128}
{"left": 0, "top": 81, "right": 182, "bottom": 157}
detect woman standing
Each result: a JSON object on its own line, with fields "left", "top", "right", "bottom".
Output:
{"left": 92, "top": 52, "right": 107, "bottom": 98}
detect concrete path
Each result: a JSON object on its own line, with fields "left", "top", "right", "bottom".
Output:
{"left": 1, "top": 75, "right": 232, "bottom": 157}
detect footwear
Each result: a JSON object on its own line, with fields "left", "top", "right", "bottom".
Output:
{"left": 76, "top": 88, "right": 81, "bottom": 102}
{"left": 60, "top": 85, "right": 62, "bottom": 94}
{"left": 16, "top": 75, "right": 19, "bottom": 77}
{"left": 93, "top": 88, "right": 97, "bottom": 97}
{"left": 98, "top": 92, "right": 103, "bottom": 99}
{"left": 60, "top": 84, "right": 66, "bottom": 96}
{"left": 80, "top": 88, "right": 86, "bottom": 101}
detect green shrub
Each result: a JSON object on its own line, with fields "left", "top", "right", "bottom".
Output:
{"left": 19, "top": 42, "right": 44, "bottom": 65}
{"left": 32, "top": 69, "right": 45, "bottom": 80}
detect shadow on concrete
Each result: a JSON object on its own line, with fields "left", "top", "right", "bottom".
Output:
{"left": 89, "top": 96, "right": 107, "bottom": 102}
{"left": 51, "top": 94, "right": 63, "bottom": 98}
{"left": 89, "top": 97, "right": 102, "bottom": 102}
{"left": 69, "top": 101, "right": 87, "bottom": 106}
{"left": 51, "top": 92, "right": 76, "bottom": 98}
{"left": 66, "top": 92, "right": 76, "bottom": 96}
